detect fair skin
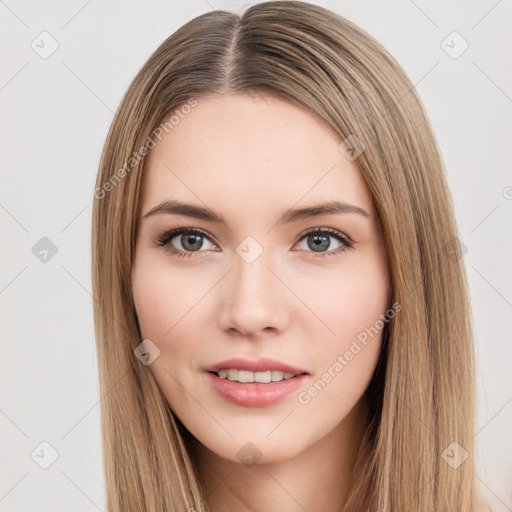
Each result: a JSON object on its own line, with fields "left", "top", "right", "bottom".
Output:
{"left": 131, "top": 93, "right": 390, "bottom": 511}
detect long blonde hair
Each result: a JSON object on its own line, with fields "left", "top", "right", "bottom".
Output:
{"left": 91, "top": 1, "right": 481, "bottom": 510}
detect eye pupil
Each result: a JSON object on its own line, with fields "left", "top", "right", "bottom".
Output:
{"left": 309, "top": 234, "right": 330, "bottom": 252}
{"left": 181, "top": 233, "right": 203, "bottom": 251}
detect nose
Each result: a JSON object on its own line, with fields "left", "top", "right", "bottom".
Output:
{"left": 217, "top": 253, "right": 290, "bottom": 338}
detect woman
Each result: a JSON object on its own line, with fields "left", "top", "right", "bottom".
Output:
{"left": 91, "top": 1, "right": 484, "bottom": 510}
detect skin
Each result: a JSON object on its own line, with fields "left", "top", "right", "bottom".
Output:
{"left": 131, "top": 93, "right": 390, "bottom": 511}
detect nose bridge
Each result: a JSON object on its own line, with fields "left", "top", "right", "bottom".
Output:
{"left": 218, "top": 244, "right": 288, "bottom": 335}
{"left": 233, "top": 249, "right": 274, "bottom": 302}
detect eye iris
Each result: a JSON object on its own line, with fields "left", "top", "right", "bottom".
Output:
{"left": 181, "top": 233, "right": 203, "bottom": 251}
{"left": 308, "top": 233, "right": 330, "bottom": 252}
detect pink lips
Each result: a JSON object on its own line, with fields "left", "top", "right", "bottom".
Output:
{"left": 203, "top": 357, "right": 309, "bottom": 375}
{"left": 203, "top": 357, "right": 310, "bottom": 407}
{"left": 206, "top": 372, "right": 308, "bottom": 407}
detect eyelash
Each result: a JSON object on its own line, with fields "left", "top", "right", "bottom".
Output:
{"left": 154, "top": 227, "right": 355, "bottom": 259}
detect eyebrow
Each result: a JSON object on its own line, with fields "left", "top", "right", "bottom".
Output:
{"left": 142, "top": 199, "right": 371, "bottom": 225}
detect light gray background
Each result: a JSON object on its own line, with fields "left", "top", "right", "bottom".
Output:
{"left": 1, "top": 0, "right": 511, "bottom": 510}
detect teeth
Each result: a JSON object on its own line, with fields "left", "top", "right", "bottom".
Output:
{"left": 216, "top": 369, "right": 298, "bottom": 383}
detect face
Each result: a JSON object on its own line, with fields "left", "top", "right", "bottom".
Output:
{"left": 131, "top": 93, "right": 390, "bottom": 465}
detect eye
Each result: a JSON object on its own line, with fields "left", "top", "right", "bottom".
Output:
{"left": 293, "top": 227, "right": 354, "bottom": 257}
{"left": 154, "top": 226, "right": 354, "bottom": 259}
{"left": 154, "top": 228, "right": 217, "bottom": 259}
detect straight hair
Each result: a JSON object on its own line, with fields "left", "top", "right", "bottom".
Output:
{"left": 91, "top": 1, "right": 482, "bottom": 509}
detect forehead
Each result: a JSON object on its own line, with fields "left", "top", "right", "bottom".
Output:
{"left": 140, "top": 93, "right": 374, "bottom": 219}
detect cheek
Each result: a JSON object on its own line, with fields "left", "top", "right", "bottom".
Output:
{"left": 131, "top": 258, "right": 211, "bottom": 377}
{"left": 302, "top": 257, "right": 389, "bottom": 342}
{"left": 132, "top": 256, "right": 195, "bottom": 339}
{"left": 333, "top": 280, "right": 388, "bottom": 345}
{"left": 299, "top": 258, "right": 389, "bottom": 394}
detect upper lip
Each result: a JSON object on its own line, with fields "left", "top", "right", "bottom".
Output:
{"left": 203, "top": 357, "right": 310, "bottom": 375}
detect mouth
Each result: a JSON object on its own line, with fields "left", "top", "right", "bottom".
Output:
{"left": 208, "top": 369, "right": 307, "bottom": 384}
{"left": 203, "top": 357, "right": 310, "bottom": 379}
{"left": 203, "top": 357, "right": 310, "bottom": 406}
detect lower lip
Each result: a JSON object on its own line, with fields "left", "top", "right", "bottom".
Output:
{"left": 206, "top": 372, "right": 308, "bottom": 407}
